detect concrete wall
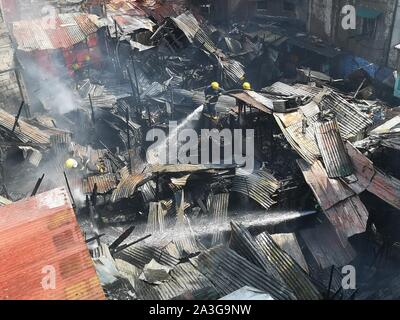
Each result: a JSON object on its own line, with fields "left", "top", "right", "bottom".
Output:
{"left": 307, "top": 0, "right": 335, "bottom": 41}
{"left": 0, "top": 12, "right": 22, "bottom": 114}
{"left": 335, "top": 0, "right": 397, "bottom": 67}
{"left": 308, "top": 0, "right": 398, "bottom": 67}
{"left": 212, "top": 0, "right": 309, "bottom": 25}
{"left": 388, "top": 0, "right": 400, "bottom": 69}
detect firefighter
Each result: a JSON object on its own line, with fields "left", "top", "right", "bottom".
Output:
{"left": 65, "top": 156, "right": 106, "bottom": 174}
{"left": 242, "top": 82, "right": 251, "bottom": 90}
{"left": 204, "top": 81, "right": 224, "bottom": 120}
{"left": 65, "top": 158, "right": 81, "bottom": 170}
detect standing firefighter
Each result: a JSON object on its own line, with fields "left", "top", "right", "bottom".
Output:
{"left": 204, "top": 81, "right": 224, "bottom": 120}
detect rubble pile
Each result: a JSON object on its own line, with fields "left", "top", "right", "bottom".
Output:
{"left": 1, "top": 0, "right": 400, "bottom": 300}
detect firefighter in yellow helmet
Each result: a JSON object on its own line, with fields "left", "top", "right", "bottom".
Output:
{"left": 242, "top": 82, "right": 251, "bottom": 90}
{"left": 65, "top": 158, "right": 79, "bottom": 170}
{"left": 204, "top": 81, "right": 224, "bottom": 120}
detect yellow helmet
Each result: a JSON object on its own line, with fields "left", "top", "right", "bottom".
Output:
{"left": 65, "top": 158, "right": 78, "bottom": 169}
{"left": 211, "top": 81, "right": 220, "bottom": 90}
{"left": 243, "top": 82, "right": 251, "bottom": 90}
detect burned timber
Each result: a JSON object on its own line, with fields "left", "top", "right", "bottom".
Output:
{"left": 0, "top": 0, "right": 400, "bottom": 300}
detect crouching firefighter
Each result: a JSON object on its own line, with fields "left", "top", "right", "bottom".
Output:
{"left": 65, "top": 157, "right": 106, "bottom": 174}
{"left": 203, "top": 81, "right": 224, "bottom": 122}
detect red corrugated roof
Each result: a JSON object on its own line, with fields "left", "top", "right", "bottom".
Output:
{"left": 12, "top": 13, "right": 101, "bottom": 52}
{"left": 0, "top": 188, "right": 105, "bottom": 300}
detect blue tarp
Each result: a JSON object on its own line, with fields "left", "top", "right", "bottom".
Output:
{"left": 339, "top": 54, "right": 394, "bottom": 87}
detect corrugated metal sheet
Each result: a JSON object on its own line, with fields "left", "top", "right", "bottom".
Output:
{"left": 254, "top": 231, "right": 322, "bottom": 300}
{"left": 297, "top": 159, "right": 368, "bottom": 237}
{"left": 190, "top": 245, "right": 296, "bottom": 300}
{"left": 345, "top": 142, "right": 400, "bottom": 209}
{"left": 229, "top": 222, "right": 320, "bottom": 300}
{"left": 171, "top": 11, "right": 217, "bottom": 54}
{"left": 0, "top": 188, "right": 105, "bottom": 300}
{"left": 314, "top": 119, "right": 353, "bottom": 178}
{"left": 232, "top": 169, "right": 280, "bottom": 209}
{"left": 111, "top": 173, "right": 147, "bottom": 202}
{"left": 267, "top": 82, "right": 313, "bottom": 97}
{"left": 317, "top": 90, "right": 373, "bottom": 139}
{"left": 269, "top": 233, "right": 309, "bottom": 273}
{"left": 0, "top": 109, "right": 50, "bottom": 145}
{"left": 220, "top": 58, "right": 245, "bottom": 87}
{"left": 297, "top": 160, "right": 354, "bottom": 211}
{"left": 0, "top": 196, "right": 12, "bottom": 207}
{"left": 229, "top": 221, "right": 285, "bottom": 283}
{"left": 134, "top": 262, "right": 219, "bottom": 300}
{"left": 299, "top": 220, "right": 356, "bottom": 269}
{"left": 228, "top": 91, "right": 274, "bottom": 114}
{"left": 146, "top": 201, "right": 167, "bottom": 233}
{"left": 115, "top": 244, "right": 180, "bottom": 270}
{"left": 82, "top": 173, "right": 118, "bottom": 194}
{"left": 324, "top": 196, "right": 369, "bottom": 238}
{"left": 12, "top": 13, "right": 101, "bottom": 51}
{"left": 292, "top": 83, "right": 324, "bottom": 97}
{"left": 209, "top": 193, "right": 229, "bottom": 246}
{"left": 274, "top": 113, "right": 320, "bottom": 164}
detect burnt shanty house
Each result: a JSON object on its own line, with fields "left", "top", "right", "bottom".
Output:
{"left": 0, "top": 0, "right": 400, "bottom": 302}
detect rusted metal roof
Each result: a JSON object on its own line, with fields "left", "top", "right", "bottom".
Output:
{"left": 0, "top": 109, "right": 50, "bottom": 145}
{"left": 297, "top": 159, "right": 368, "bottom": 238}
{"left": 345, "top": 142, "right": 400, "bottom": 209}
{"left": 82, "top": 173, "right": 118, "bottom": 194}
{"left": 0, "top": 188, "right": 105, "bottom": 300}
{"left": 190, "top": 245, "right": 296, "bottom": 300}
{"left": 324, "top": 196, "right": 369, "bottom": 238}
{"left": 12, "top": 13, "right": 102, "bottom": 51}
{"left": 299, "top": 220, "right": 356, "bottom": 269}
{"left": 314, "top": 119, "right": 353, "bottom": 178}
{"left": 274, "top": 113, "right": 320, "bottom": 164}
{"left": 110, "top": 172, "right": 147, "bottom": 202}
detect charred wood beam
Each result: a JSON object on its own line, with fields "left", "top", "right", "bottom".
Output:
{"left": 11, "top": 100, "right": 24, "bottom": 133}
{"left": 109, "top": 224, "right": 136, "bottom": 253}
{"left": 63, "top": 171, "right": 76, "bottom": 209}
{"left": 88, "top": 94, "right": 95, "bottom": 124}
{"left": 86, "top": 233, "right": 105, "bottom": 243}
{"left": 31, "top": 174, "right": 44, "bottom": 197}
{"left": 112, "top": 234, "right": 152, "bottom": 254}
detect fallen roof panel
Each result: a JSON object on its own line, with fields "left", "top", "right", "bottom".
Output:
{"left": 0, "top": 109, "right": 50, "bottom": 145}
{"left": 299, "top": 220, "right": 356, "bottom": 269}
{"left": 314, "top": 119, "right": 354, "bottom": 178}
{"left": 345, "top": 142, "right": 400, "bottom": 209}
{"left": 190, "top": 245, "right": 296, "bottom": 300}
{"left": 229, "top": 222, "right": 321, "bottom": 300}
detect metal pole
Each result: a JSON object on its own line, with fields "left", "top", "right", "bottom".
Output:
{"left": 126, "top": 108, "right": 132, "bottom": 174}
{"left": 88, "top": 94, "right": 95, "bottom": 124}
{"left": 63, "top": 171, "right": 76, "bottom": 208}
{"left": 112, "top": 234, "right": 152, "bottom": 254}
